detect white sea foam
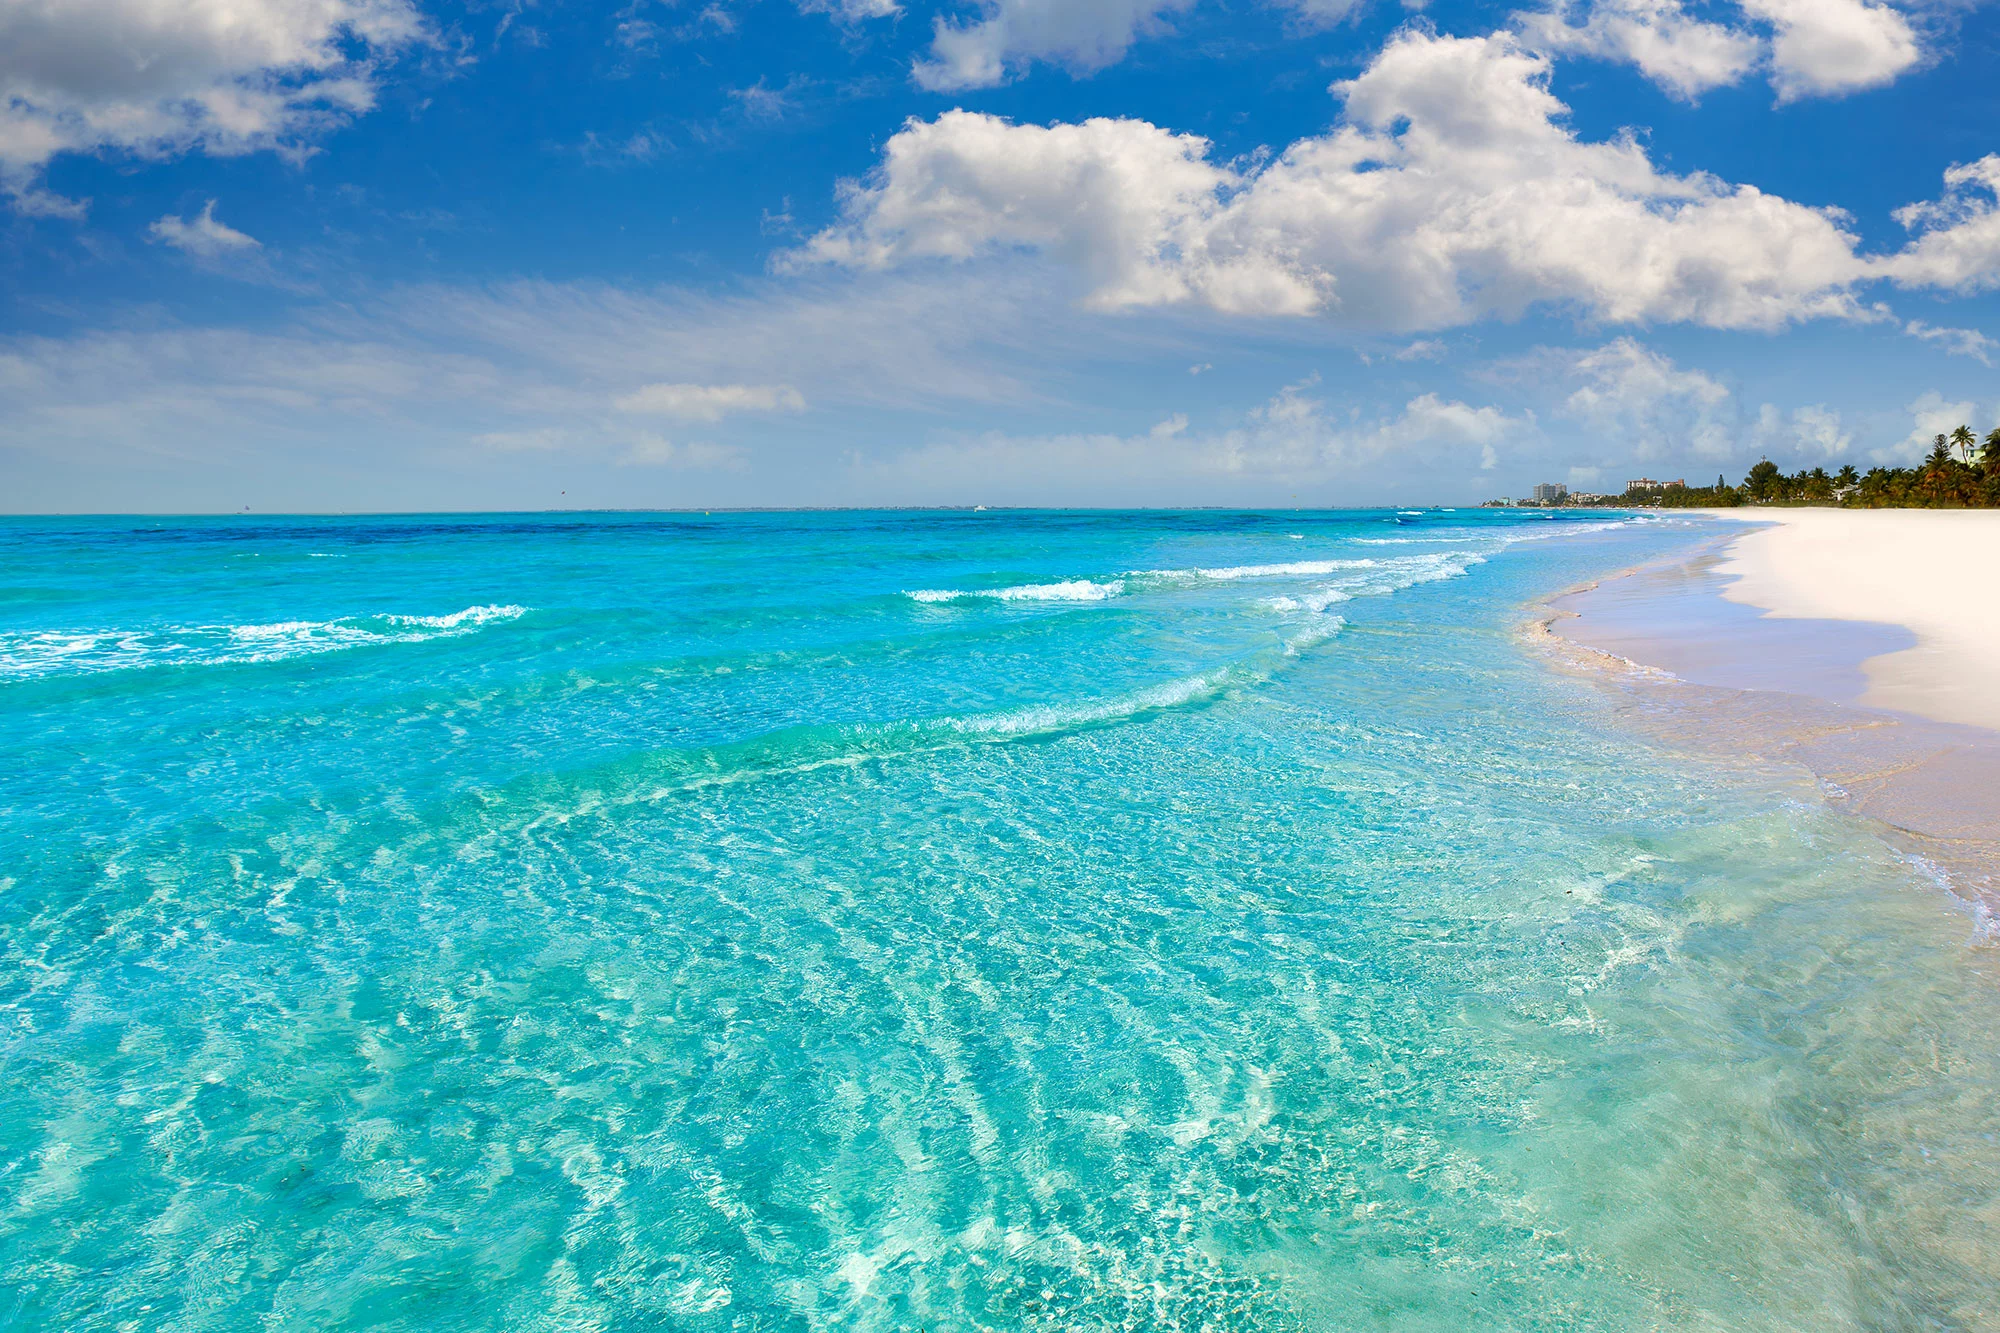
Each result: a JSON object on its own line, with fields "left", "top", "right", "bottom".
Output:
{"left": 1350, "top": 535, "right": 1481, "bottom": 546}
{"left": 385, "top": 605, "right": 526, "bottom": 630}
{"left": 1283, "top": 614, "right": 1347, "bottom": 652}
{"left": 1143, "top": 559, "right": 1378, "bottom": 582}
{"left": 1263, "top": 589, "right": 1354, "bottom": 614}
{"left": 907, "top": 580, "right": 1125, "bottom": 604}
{"left": 0, "top": 604, "right": 526, "bottom": 681}
{"left": 1354, "top": 518, "right": 1633, "bottom": 548}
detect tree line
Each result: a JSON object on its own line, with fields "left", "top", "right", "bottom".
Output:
{"left": 1623, "top": 426, "right": 2000, "bottom": 508}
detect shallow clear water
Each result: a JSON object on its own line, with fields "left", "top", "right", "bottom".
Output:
{"left": 3, "top": 510, "right": 1997, "bottom": 1331}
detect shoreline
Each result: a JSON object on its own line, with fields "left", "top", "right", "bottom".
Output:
{"left": 1535, "top": 516, "right": 2000, "bottom": 927}
{"left": 1701, "top": 509, "right": 2000, "bottom": 733}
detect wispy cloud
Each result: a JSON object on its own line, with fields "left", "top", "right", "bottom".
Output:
{"left": 149, "top": 201, "right": 260, "bottom": 259}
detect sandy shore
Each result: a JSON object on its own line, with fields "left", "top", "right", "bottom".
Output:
{"left": 1705, "top": 509, "right": 2000, "bottom": 733}
{"left": 1545, "top": 508, "right": 2000, "bottom": 922}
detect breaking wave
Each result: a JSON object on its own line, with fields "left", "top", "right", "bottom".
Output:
{"left": 0, "top": 604, "right": 527, "bottom": 681}
{"left": 907, "top": 580, "right": 1125, "bottom": 604}
{"left": 1139, "top": 559, "right": 1380, "bottom": 582}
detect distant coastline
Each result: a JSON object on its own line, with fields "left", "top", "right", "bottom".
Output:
{"left": 1492, "top": 422, "right": 2000, "bottom": 511}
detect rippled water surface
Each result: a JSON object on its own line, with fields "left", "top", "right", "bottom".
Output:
{"left": 3, "top": 510, "right": 1997, "bottom": 1331}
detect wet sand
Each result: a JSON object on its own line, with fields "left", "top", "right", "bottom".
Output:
{"left": 1541, "top": 524, "right": 2000, "bottom": 925}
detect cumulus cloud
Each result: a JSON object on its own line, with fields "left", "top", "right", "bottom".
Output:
{"left": 615, "top": 382, "right": 808, "bottom": 420}
{"left": 1753, "top": 402, "right": 1852, "bottom": 459}
{"left": 1884, "top": 156, "right": 2000, "bottom": 293}
{"left": 1554, "top": 337, "right": 1734, "bottom": 459}
{"left": 804, "top": 31, "right": 2000, "bottom": 333}
{"left": 787, "top": 111, "right": 1234, "bottom": 308}
{"left": 1739, "top": 0, "right": 1920, "bottom": 102}
{"left": 0, "top": 0, "right": 423, "bottom": 207}
{"left": 1515, "top": 0, "right": 1920, "bottom": 102}
{"left": 1515, "top": 0, "right": 1760, "bottom": 101}
{"left": 148, "top": 200, "right": 260, "bottom": 257}
{"left": 801, "top": 31, "right": 1883, "bottom": 332}
{"left": 1890, "top": 390, "right": 1989, "bottom": 461}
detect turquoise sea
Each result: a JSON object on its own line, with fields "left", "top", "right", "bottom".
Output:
{"left": 4, "top": 509, "right": 1998, "bottom": 1331}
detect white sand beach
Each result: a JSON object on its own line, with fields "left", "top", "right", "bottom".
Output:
{"left": 1707, "top": 509, "right": 2000, "bottom": 733}
{"left": 1547, "top": 508, "right": 2000, "bottom": 913}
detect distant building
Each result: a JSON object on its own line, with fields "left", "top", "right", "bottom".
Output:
{"left": 1532, "top": 482, "right": 1568, "bottom": 503}
{"left": 1625, "top": 477, "right": 1686, "bottom": 491}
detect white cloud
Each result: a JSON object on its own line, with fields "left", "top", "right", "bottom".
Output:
{"left": 0, "top": 0, "right": 423, "bottom": 207}
{"left": 799, "top": 0, "right": 901, "bottom": 19}
{"left": 0, "top": 269, "right": 1143, "bottom": 504}
{"left": 786, "top": 110, "right": 1233, "bottom": 309}
{"left": 1556, "top": 337, "right": 1735, "bottom": 459}
{"left": 1884, "top": 156, "right": 2000, "bottom": 293}
{"left": 1283, "top": 0, "right": 1370, "bottom": 25}
{"left": 911, "top": 0, "right": 1369, "bottom": 91}
{"left": 471, "top": 427, "right": 572, "bottom": 452}
{"left": 855, "top": 380, "right": 1528, "bottom": 501}
{"left": 148, "top": 200, "right": 260, "bottom": 257}
{"left": 1738, "top": 0, "right": 1920, "bottom": 102}
{"left": 1753, "top": 402, "right": 1852, "bottom": 459}
{"left": 1890, "top": 390, "right": 1987, "bottom": 462}
{"left": 914, "top": 0, "right": 1200, "bottom": 91}
{"left": 1516, "top": 0, "right": 1760, "bottom": 100}
{"left": 800, "top": 32, "right": 1883, "bottom": 332}
{"left": 620, "top": 437, "right": 751, "bottom": 469}
{"left": 1904, "top": 319, "right": 1995, "bottom": 364}
{"left": 615, "top": 382, "right": 807, "bottom": 420}
{"left": 1516, "top": 0, "right": 1921, "bottom": 102}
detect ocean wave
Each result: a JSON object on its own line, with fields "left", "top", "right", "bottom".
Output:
{"left": 1263, "top": 590, "right": 1354, "bottom": 614}
{"left": 932, "top": 668, "right": 1234, "bottom": 736}
{"left": 906, "top": 580, "right": 1125, "bottom": 604}
{"left": 1349, "top": 535, "right": 1481, "bottom": 546}
{"left": 1140, "top": 559, "right": 1379, "bottom": 582}
{"left": 1283, "top": 614, "right": 1347, "bottom": 652}
{"left": 0, "top": 604, "right": 526, "bottom": 681}
{"left": 1493, "top": 519, "right": 1631, "bottom": 544}
{"left": 559, "top": 667, "right": 1257, "bottom": 810}
{"left": 1353, "top": 518, "right": 1634, "bottom": 548}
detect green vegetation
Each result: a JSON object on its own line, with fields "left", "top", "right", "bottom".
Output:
{"left": 1620, "top": 426, "right": 2000, "bottom": 509}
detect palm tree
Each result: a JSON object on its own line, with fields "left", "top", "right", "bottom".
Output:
{"left": 1951, "top": 424, "right": 1977, "bottom": 462}
{"left": 1984, "top": 427, "right": 2000, "bottom": 470}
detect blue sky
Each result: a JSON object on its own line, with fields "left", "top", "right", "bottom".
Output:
{"left": 4, "top": 0, "right": 2000, "bottom": 510}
